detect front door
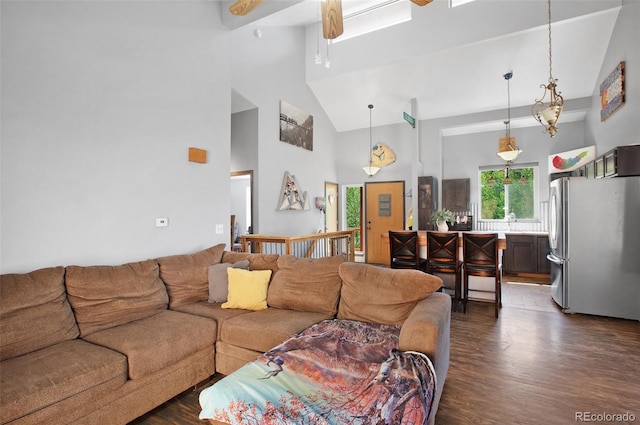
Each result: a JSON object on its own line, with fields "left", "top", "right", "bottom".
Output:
{"left": 365, "top": 181, "right": 405, "bottom": 265}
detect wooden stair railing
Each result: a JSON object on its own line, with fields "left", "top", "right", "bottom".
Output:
{"left": 239, "top": 230, "right": 356, "bottom": 262}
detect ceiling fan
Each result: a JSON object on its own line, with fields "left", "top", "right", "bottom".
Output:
{"left": 229, "top": 0, "right": 433, "bottom": 40}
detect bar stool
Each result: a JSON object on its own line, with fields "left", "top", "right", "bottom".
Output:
{"left": 462, "top": 233, "right": 502, "bottom": 318}
{"left": 426, "top": 231, "right": 463, "bottom": 311}
{"left": 388, "top": 230, "right": 427, "bottom": 271}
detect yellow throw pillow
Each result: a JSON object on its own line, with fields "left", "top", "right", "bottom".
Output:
{"left": 222, "top": 268, "right": 272, "bottom": 310}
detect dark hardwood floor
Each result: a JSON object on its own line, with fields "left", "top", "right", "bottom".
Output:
{"left": 130, "top": 282, "right": 640, "bottom": 425}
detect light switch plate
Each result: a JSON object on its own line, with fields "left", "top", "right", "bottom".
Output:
{"left": 215, "top": 224, "right": 224, "bottom": 234}
{"left": 155, "top": 218, "right": 168, "bottom": 227}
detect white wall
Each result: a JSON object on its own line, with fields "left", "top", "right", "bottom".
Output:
{"left": 1, "top": 1, "right": 231, "bottom": 273}
{"left": 0, "top": 2, "right": 341, "bottom": 273}
{"left": 443, "top": 120, "right": 586, "bottom": 206}
{"left": 2, "top": 1, "right": 637, "bottom": 274}
{"left": 585, "top": 0, "right": 640, "bottom": 153}
{"left": 230, "top": 177, "right": 250, "bottom": 238}
{"left": 336, "top": 120, "right": 414, "bottom": 186}
{"left": 229, "top": 24, "right": 338, "bottom": 236}
{"left": 231, "top": 108, "right": 258, "bottom": 235}
{"left": 231, "top": 108, "right": 259, "bottom": 174}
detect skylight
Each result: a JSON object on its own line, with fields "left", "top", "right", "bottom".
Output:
{"left": 333, "top": 0, "right": 411, "bottom": 43}
{"left": 450, "top": 0, "right": 476, "bottom": 7}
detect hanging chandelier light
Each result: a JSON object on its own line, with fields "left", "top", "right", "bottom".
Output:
{"left": 532, "top": 0, "right": 564, "bottom": 137}
{"left": 497, "top": 71, "right": 522, "bottom": 162}
{"left": 362, "top": 104, "right": 380, "bottom": 177}
{"left": 503, "top": 164, "right": 512, "bottom": 185}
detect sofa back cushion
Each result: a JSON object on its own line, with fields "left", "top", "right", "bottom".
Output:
{"left": 337, "top": 262, "right": 442, "bottom": 325}
{"left": 0, "top": 267, "right": 79, "bottom": 360}
{"left": 156, "top": 244, "right": 225, "bottom": 308}
{"left": 221, "top": 251, "right": 279, "bottom": 273}
{"left": 268, "top": 255, "right": 345, "bottom": 316}
{"left": 66, "top": 260, "right": 168, "bottom": 337}
{"left": 208, "top": 260, "right": 250, "bottom": 303}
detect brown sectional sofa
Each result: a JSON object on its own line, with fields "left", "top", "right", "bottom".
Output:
{"left": 0, "top": 244, "right": 451, "bottom": 425}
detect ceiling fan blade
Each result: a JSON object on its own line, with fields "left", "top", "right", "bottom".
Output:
{"left": 321, "top": 0, "right": 344, "bottom": 40}
{"left": 410, "top": 0, "right": 433, "bottom": 5}
{"left": 229, "top": 0, "right": 264, "bottom": 16}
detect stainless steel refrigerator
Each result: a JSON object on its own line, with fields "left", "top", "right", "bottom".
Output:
{"left": 548, "top": 176, "right": 640, "bottom": 320}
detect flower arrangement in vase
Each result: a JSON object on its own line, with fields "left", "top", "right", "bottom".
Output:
{"left": 431, "top": 209, "right": 456, "bottom": 232}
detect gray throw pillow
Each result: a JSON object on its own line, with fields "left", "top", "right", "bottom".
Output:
{"left": 208, "top": 260, "right": 250, "bottom": 303}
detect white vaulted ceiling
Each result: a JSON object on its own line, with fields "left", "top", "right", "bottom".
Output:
{"left": 225, "top": 0, "right": 623, "bottom": 133}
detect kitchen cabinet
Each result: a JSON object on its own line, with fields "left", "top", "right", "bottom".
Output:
{"left": 602, "top": 145, "right": 640, "bottom": 177}
{"left": 503, "top": 234, "right": 550, "bottom": 275}
{"left": 417, "top": 176, "right": 436, "bottom": 230}
{"left": 442, "top": 178, "right": 470, "bottom": 213}
{"left": 586, "top": 145, "right": 640, "bottom": 179}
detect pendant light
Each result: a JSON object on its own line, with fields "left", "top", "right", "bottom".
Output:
{"left": 503, "top": 164, "right": 512, "bottom": 185}
{"left": 497, "top": 71, "right": 522, "bottom": 162}
{"left": 532, "top": 0, "right": 564, "bottom": 137}
{"left": 362, "top": 104, "right": 380, "bottom": 177}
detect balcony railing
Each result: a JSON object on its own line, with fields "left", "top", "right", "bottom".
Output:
{"left": 239, "top": 230, "right": 356, "bottom": 262}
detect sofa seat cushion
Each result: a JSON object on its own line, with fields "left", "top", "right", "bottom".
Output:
{"left": 0, "top": 339, "right": 127, "bottom": 424}
{"left": 82, "top": 310, "right": 216, "bottom": 380}
{"left": 171, "top": 301, "right": 253, "bottom": 340}
{"left": 267, "top": 255, "right": 345, "bottom": 316}
{"left": 156, "top": 244, "right": 226, "bottom": 308}
{"left": 65, "top": 259, "right": 168, "bottom": 337}
{"left": 219, "top": 308, "right": 332, "bottom": 353}
{"left": 337, "top": 262, "right": 443, "bottom": 325}
{"left": 0, "top": 266, "right": 79, "bottom": 360}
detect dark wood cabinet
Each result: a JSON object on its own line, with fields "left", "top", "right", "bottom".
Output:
{"left": 586, "top": 145, "right": 640, "bottom": 179}
{"left": 504, "top": 234, "right": 550, "bottom": 275}
{"left": 418, "top": 176, "right": 436, "bottom": 230}
{"left": 603, "top": 145, "right": 640, "bottom": 177}
{"left": 442, "top": 178, "right": 470, "bottom": 213}
{"left": 536, "top": 235, "right": 550, "bottom": 274}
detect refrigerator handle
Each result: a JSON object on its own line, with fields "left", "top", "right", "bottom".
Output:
{"left": 546, "top": 253, "right": 564, "bottom": 266}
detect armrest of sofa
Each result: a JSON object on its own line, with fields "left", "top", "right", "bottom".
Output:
{"left": 398, "top": 292, "right": 451, "bottom": 382}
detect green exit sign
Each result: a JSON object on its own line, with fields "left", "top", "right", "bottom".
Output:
{"left": 403, "top": 112, "right": 415, "bottom": 128}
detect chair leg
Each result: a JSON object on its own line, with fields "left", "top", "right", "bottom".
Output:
{"left": 494, "top": 276, "right": 500, "bottom": 319}
{"left": 454, "top": 269, "right": 461, "bottom": 312}
{"left": 463, "top": 272, "right": 468, "bottom": 314}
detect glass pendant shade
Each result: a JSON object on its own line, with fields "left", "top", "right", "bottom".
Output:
{"left": 532, "top": 79, "right": 563, "bottom": 137}
{"left": 362, "top": 164, "right": 381, "bottom": 177}
{"left": 497, "top": 136, "right": 522, "bottom": 162}
{"left": 532, "top": 0, "right": 563, "bottom": 137}
{"left": 498, "top": 72, "right": 522, "bottom": 162}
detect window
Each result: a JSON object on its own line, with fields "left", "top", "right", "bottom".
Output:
{"left": 450, "top": 0, "right": 475, "bottom": 7}
{"left": 345, "top": 186, "right": 363, "bottom": 250}
{"left": 479, "top": 166, "right": 537, "bottom": 220}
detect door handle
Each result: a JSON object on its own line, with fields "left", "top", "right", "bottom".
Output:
{"left": 546, "top": 254, "right": 564, "bottom": 266}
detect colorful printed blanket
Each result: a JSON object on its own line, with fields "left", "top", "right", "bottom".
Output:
{"left": 199, "top": 319, "right": 436, "bottom": 425}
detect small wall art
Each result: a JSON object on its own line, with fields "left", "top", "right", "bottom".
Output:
{"left": 600, "top": 61, "right": 625, "bottom": 122}
{"left": 279, "top": 100, "right": 313, "bottom": 151}
{"left": 278, "top": 171, "right": 310, "bottom": 211}
{"left": 370, "top": 142, "right": 396, "bottom": 168}
{"left": 548, "top": 146, "right": 596, "bottom": 173}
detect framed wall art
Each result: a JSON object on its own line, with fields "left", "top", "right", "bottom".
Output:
{"left": 278, "top": 171, "right": 310, "bottom": 211}
{"left": 279, "top": 101, "right": 313, "bottom": 151}
{"left": 600, "top": 61, "right": 625, "bottom": 122}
